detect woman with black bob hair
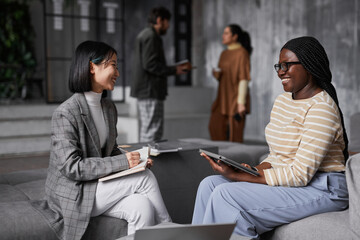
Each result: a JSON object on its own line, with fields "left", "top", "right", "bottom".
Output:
{"left": 68, "top": 40, "right": 115, "bottom": 92}
{"left": 209, "top": 23, "right": 253, "bottom": 143}
{"left": 34, "top": 41, "right": 171, "bottom": 240}
{"left": 193, "top": 36, "right": 349, "bottom": 238}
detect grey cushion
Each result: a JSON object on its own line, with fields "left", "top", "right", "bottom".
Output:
{"left": 0, "top": 200, "right": 128, "bottom": 240}
{"left": 0, "top": 184, "right": 30, "bottom": 202}
{"left": 16, "top": 179, "right": 46, "bottom": 200}
{"left": 83, "top": 216, "right": 128, "bottom": 240}
{"left": 263, "top": 210, "right": 351, "bottom": 240}
{"left": 0, "top": 168, "right": 128, "bottom": 240}
{"left": 262, "top": 154, "right": 360, "bottom": 240}
{"left": 0, "top": 169, "right": 47, "bottom": 202}
{"left": 346, "top": 153, "right": 360, "bottom": 239}
{"left": 0, "top": 201, "right": 58, "bottom": 240}
{"left": 348, "top": 113, "right": 360, "bottom": 153}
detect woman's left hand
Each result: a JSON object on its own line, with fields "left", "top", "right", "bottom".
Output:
{"left": 237, "top": 103, "right": 246, "bottom": 118}
{"left": 200, "top": 153, "right": 268, "bottom": 183}
{"left": 200, "top": 152, "right": 238, "bottom": 180}
{"left": 146, "top": 158, "right": 153, "bottom": 169}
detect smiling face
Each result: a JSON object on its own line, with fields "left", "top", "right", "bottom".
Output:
{"left": 222, "top": 27, "right": 238, "bottom": 45}
{"left": 90, "top": 53, "right": 119, "bottom": 93}
{"left": 277, "top": 48, "right": 320, "bottom": 99}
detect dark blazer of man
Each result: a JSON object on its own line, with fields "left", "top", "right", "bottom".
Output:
{"left": 33, "top": 93, "right": 129, "bottom": 240}
{"left": 130, "top": 26, "right": 176, "bottom": 101}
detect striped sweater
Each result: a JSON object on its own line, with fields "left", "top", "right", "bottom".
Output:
{"left": 262, "top": 91, "right": 345, "bottom": 187}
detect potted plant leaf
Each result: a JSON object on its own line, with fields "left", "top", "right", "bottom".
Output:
{"left": 0, "top": 0, "right": 37, "bottom": 100}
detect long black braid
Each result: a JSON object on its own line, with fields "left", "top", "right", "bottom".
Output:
{"left": 282, "top": 36, "right": 349, "bottom": 161}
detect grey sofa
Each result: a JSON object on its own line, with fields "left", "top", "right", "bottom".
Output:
{"left": 261, "top": 112, "right": 360, "bottom": 240}
{"left": 1, "top": 137, "right": 358, "bottom": 240}
{"left": 181, "top": 138, "right": 360, "bottom": 239}
{"left": 0, "top": 140, "right": 267, "bottom": 240}
{"left": 0, "top": 168, "right": 127, "bottom": 240}
{"left": 262, "top": 153, "right": 360, "bottom": 240}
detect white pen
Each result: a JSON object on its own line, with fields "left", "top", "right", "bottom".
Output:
{"left": 147, "top": 144, "right": 152, "bottom": 158}
{"left": 118, "top": 147, "right": 128, "bottom": 153}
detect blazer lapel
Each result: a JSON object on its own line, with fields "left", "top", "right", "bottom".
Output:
{"left": 76, "top": 93, "right": 101, "bottom": 157}
{"left": 102, "top": 100, "right": 116, "bottom": 156}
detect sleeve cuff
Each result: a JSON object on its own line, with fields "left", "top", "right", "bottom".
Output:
{"left": 167, "top": 66, "right": 177, "bottom": 76}
{"left": 237, "top": 80, "right": 249, "bottom": 104}
{"left": 263, "top": 168, "right": 279, "bottom": 186}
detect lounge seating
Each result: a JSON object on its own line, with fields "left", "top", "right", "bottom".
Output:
{"left": 0, "top": 168, "right": 127, "bottom": 240}
{"left": 0, "top": 133, "right": 358, "bottom": 239}
{"left": 0, "top": 139, "right": 267, "bottom": 240}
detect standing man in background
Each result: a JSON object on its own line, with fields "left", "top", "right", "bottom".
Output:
{"left": 131, "top": 6, "right": 191, "bottom": 143}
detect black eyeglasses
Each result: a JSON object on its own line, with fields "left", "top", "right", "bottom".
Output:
{"left": 274, "top": 62, "right": 301, "bottom": 72}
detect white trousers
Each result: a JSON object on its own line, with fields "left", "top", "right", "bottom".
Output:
{"left": 91, "top": 169, "right": 171, "bottom": 235}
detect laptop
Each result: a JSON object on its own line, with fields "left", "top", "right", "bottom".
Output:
{"left": 133, "top": 222, "right": 236, "bottom": 240}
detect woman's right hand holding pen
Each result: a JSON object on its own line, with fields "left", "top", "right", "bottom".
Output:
{"left": 126, "top": 152, "right": 141, "bottom": 168}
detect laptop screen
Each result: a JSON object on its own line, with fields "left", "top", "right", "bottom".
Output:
{"left": 134, "top": 223, "right": 236, "bottom": 240}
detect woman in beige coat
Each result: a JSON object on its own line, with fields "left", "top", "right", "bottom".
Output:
{"left": 209, "top": 24, "right": 252, "bottom": 143}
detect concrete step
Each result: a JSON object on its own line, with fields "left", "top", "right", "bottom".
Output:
{"left": 117, "top": 113, "right": 210, "bottom": 143}
{"left": 164, "top": 113, "right": 210, "bottom": 140}
{"left": 0, "top": 102, "right": 129, "bottom": 120}
{"left": 113, "top": 86, "right": 214, "bottom": 144}
{"left": 113, "top": 86, "right": 215, "bottom": 117}
{"left": 116, "top": 116, "right": 139, "bottom": 144}
{"left": 117, "top": 116, "right": 139, "bottom": 144}
{"left": 0, "top": 119, "right": 51, "bottom": 138}
{"left": 0, "top": 104, "right": 54, "bottom": 157}
{"left": 0, "top": 101, "right": 130, "bottom": 157}
{"left": 0, "top": 104, "right": 56, "bottom": 120}
{"left": 0, "top": 132, "right": 128, "bottom": 158}
{"left": 0, "top": 135, "right": 51, "bottom": 157}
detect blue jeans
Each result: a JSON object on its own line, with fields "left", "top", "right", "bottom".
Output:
{"left": 192, "top": 172, "right": 348, "bottom": 238}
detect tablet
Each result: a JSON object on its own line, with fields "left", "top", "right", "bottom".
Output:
{"left": 199, "top": 149, "right": 260, "bottom": 176}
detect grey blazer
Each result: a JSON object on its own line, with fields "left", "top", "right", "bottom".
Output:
{"left": 34, "top": 93, "right": 129, "bottom": 240}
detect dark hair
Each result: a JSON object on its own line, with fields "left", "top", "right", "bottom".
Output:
{"left": 148, "top": 6, "right": 171, "bottom": 24}
{"left": 228, "top": 24, "right": 253, "bottom": 55}
{"left": 282, "top": 36, "right": 349, "bottom": 161}
{"left": 68, "top": 41, "right": 117, "bottom": 93}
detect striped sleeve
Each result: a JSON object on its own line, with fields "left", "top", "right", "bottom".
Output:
{"left": 263, "top": 99, "right": 341, "bottom": 187}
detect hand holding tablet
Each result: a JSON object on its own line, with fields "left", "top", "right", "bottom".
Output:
{"left": 199, "top": 149, "right": 260, "bottom": 176}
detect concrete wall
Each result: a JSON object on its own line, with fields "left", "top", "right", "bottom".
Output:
{"left": 192, "top": 0, "right": 360, "bottom": 141}
{"left": 123, "top": 0, "right": 177, "bottom": 86}
{"left": 28, "top": 0, "right": 176, "bottom": 100}
{"left": 28, "top": 0, "right": 360, "bottom": 142}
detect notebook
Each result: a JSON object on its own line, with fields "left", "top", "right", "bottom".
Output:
{"left": 148, "top": 141, "right": 183, "bottom": 155}
{"left": 133, "top": 223, "right": 236, "bottom": 240}
{"left": 98, "top": 147, "right": 149, "bottom": 182}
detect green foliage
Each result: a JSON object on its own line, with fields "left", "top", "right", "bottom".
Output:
{"left": 0, "top": 0, "right": 37, "bottom": 99}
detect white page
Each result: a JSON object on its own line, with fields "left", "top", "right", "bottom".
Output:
{"left": 98, "top": 147, "right": 149, "bottom": 182}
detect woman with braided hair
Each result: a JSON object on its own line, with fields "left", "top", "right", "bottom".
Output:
{"left": 192, "top": 36, "right": 348, "bottom": 238}
{"left": 209, "top": 24, "right": 252, "bottom": 142}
